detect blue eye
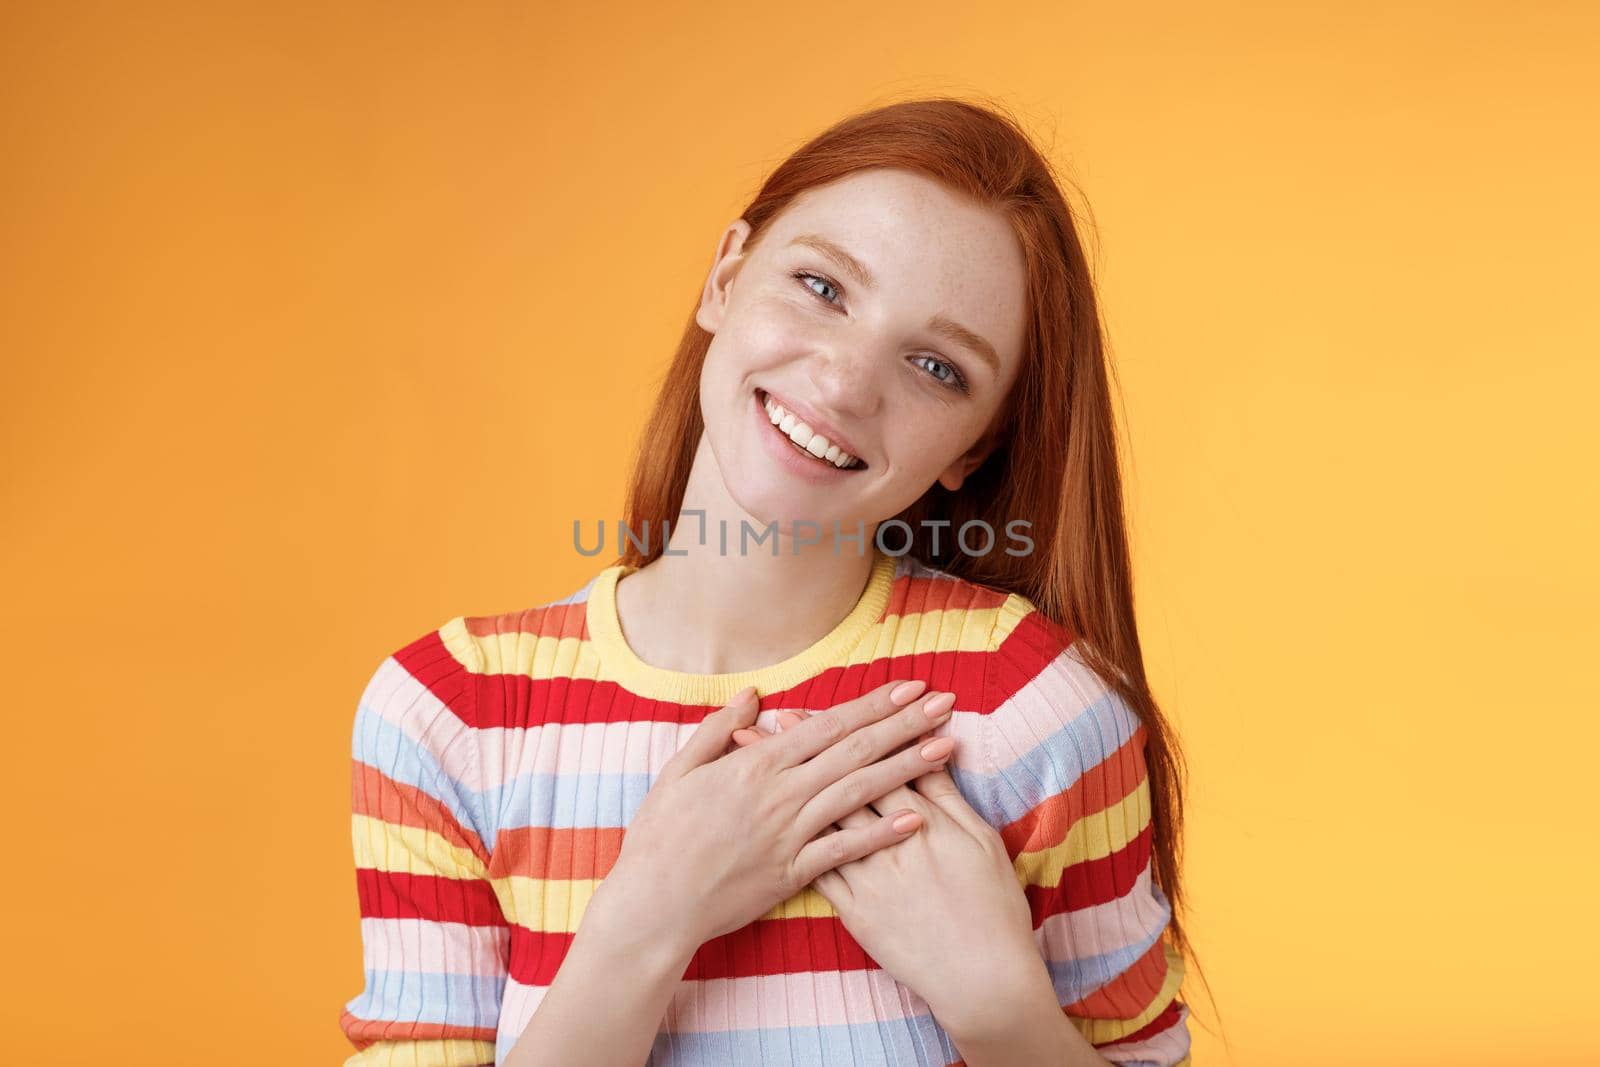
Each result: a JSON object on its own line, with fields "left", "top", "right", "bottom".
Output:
{"left": 790, "top": 268, "right": 971, "bottom": 396}
{"left": 792, "top": 270, "right": 842, "bottom": 305}
{"left": 912, "top": 355, "right": 971, "bottom": 395}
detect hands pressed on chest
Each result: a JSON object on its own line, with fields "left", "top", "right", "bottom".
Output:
{"left": 729, "top": 688, "right": 1043, "bottom": 1032}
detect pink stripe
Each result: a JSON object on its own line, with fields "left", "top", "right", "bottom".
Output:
{"left": 985, "top": 649, "right": 1123, "bottom": 766}
{"left": 469, "top": 711, "right": 979, "bottom": 792}
{"left": 497, "top": 967, "right": 932, "bottom": 1036}
{"left": 358, "top": 916, "right": 510, "bottom": 976}
{"left": 1036, "top": 863, "right": 1165, "bottom": 962}
{"left": 367, "top": 657, "right": 484, "bottom": 793}
{"left": 1103, "top": 1002, "right": 1192, "bottom": 1063}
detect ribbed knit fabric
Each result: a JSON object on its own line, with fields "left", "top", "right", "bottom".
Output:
{"left": 339, "top": 548, "right": 1192, "bottom": 1066}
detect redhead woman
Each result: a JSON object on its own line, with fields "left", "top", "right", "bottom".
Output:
{"left": 341, "top": 97, "right": 1203, "bottom": 1067}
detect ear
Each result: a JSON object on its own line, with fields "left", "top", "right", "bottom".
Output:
{"left": 936, "top": 429, "right": 997, "bottom": 492}
{"left": 695, "top": 218, "right": 753, "bottom": 335}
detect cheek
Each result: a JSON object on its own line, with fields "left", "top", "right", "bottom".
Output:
{"left": 735, "top": 293, "right": 816, "bottom": 351}
{"left": 884, "top": 414, "right": 988, "bottom": 476}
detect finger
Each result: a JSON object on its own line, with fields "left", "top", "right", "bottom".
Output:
{"left": 663, "top": 686, "right": 760, "bottom": 781}
{"left": 731, "top": 726, "right": 773, "bottom": 746}
{"left": 789, "top": 688, "right": 957, "bottom": 799}
{"left": 795, "top": 727, "right": 956, "bottom": 839}
{"left": 789, "top": 809, "right": 923, "bottom": 888}
{"left": 832, "top": 805, "right": 875, "bottom": 829}
{"left": 769, "top": 678, "right": 930, "bottom": 770}
{"left": 859, "top": 733, "right": 957, "bottom": 824}
{"left": 814, "top": 867, "right": 848, "bottom": 906}
{"left": 912, "top": 764, "right": 993, "bottom": 839}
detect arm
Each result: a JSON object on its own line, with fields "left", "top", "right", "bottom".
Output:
{"left": 503, "top": 877, "right": 700, "bottom": 1067}
{"left": 969, "top": 597, "right": 1193, "bottom": 1066}
{"left": 339, "top": 642, "right": 508, "bottom": 1067}
{"left": 946, "top": 987, "right": 1113, "bottom": 1066}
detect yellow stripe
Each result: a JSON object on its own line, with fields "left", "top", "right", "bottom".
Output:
{"left": 855, "top": 604, "right": 1002, "bottom": 661}
{"left": 435, "top": 615, "right": 485, "bottom": 672}
{"left": 458, "top": 606, "right": 1004, "bottom": 684}
{"left": 986, "top": 591, "right": 1040, "bottom": 651}
{"left": 446, "top": 559, "right": 1023, "bottom": 705}
{"left": 1069, "top": 940, "right": 1188, "bottom": 1045}
{"left": 494, "top": 873, "right": 842, "bottom": 934}
{"left": 351, "top": 815, "right": 488, "bottom": 881}
{"left": 1012, "top": 773, "right": 1153, "bottom": 891}
{"left": 460, "top": 629, "right": 599, "bottom": 678}
{"left": 343, "top": 1038, "right": 496, "bottom": 1067}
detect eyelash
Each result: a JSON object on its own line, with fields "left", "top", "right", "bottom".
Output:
{"left": 789, "top": 269, "right": 972, "bottom": 396}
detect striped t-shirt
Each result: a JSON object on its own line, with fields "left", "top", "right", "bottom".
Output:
{"left": 339, "top": 548, "right": 1192, "bottom": 1066}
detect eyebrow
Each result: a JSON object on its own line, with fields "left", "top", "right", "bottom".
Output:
{"left": 787, "top": 233, "right": 1002, "bottom": 377}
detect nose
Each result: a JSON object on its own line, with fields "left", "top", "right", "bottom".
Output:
{"left": 806, "top": 342, "right": 882, "bottom": 421}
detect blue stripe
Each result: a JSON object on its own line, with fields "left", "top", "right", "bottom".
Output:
{"left": 352, "top": 704, "right": 494, "bottom": 852}
{"left": 343, "top": 967, "right": 504, "bottom": 1029}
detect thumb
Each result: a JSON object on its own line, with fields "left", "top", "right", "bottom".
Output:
{"left": 660, "top": 686, "right": 760, "bottom": 781}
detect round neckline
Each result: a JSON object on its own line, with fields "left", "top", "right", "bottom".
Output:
{"left": 585, "top": 548, "right": 898, "bottom": 704}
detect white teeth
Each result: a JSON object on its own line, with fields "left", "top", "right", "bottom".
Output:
{"left": 761, "top": 392, "right": 861, "bottom": 469}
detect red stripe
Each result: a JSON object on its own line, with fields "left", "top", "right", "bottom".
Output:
{"left": 463, "top": 601, "right": 588, "bottom": 642}
{"left": 507, "top": 914, "right": 885, "bottom": 985}
{"left": 354, "top": 868, "right": 510, "bottom": 928}
{"left": 984, "top": 607, "right": 1078, "bottom": 709}
{"left": 352, "top": 761, "right": 491, "bottom": 865}
{"left": 997, "top": 723, "right": 1150, "bottom": 856}
{"left": 391, "top": 627, "right": 474, "bottom": 724}
{"left": 465, "top": 648, "right": 1001, "bottom": 729}
{"left": 1024, "top": 820, "right": 1155, "bottom": 925}
{"left": 337, "top": 1008, "right": 498, "bottom": 1052}
{"left": 1066, "top": 937, "right": 1173, "bottom": 1018}
{"left": 1095, "top": 998, "right": 1187, "bottom": 1049}
{"left": 882, "top": 572, "right": 1009, "bottom": 617}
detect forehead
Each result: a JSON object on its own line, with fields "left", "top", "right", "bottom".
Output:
{"left": 768, "top": 168, "right": 1005, "bottom": 253}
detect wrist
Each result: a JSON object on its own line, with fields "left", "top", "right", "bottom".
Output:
{"left": 584, "top": 875, "right": 703, "bottom": 974}
{"left": 936, "top": 951, "right": 1060, "bottom": 1044}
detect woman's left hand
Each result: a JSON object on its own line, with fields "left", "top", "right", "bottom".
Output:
{"left": 731, "top": 708, "right": 1045, "bottom": 1032}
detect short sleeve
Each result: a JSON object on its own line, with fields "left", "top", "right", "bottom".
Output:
{"left": 979, "top": 596, "right": 1192, "bottom": 1066}
{"left": 338, "top": 627, "right": 510, "bottom": 1067}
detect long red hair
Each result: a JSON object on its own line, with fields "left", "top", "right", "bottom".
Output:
{"left": 616, "top": 94, "right": 1215, "bottom": 1027}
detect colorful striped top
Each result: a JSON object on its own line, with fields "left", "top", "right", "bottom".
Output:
{"left": 339, "top": 548, "right": 1192, "bottom": 1066}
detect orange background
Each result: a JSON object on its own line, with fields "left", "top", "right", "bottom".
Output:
{"left": 2, "top": 3, "right": 1595, "bottom": 1064}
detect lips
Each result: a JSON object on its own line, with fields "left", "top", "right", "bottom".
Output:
{"left": 755, "top": 387, "right": 868, "bottom": 470}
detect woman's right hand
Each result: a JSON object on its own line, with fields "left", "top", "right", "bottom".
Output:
{"left": 603, "top": 678, "right": 958, "bottom": 946}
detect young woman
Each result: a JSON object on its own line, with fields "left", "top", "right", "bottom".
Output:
{"left": 341, "top": 97, "right": 1203, "bottom": 1067}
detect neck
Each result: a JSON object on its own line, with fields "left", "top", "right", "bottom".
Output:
{"left": 612, "top": 437, "right": 881, "bottom": 677}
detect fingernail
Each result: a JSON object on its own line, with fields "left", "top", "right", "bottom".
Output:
{"left": 777, "top": 711, "right": 804, "bottom": 730}
{"left": 889, "top": 679, "right": 928, "bottom": 706}
{"left": 919, "top": 737, "right": 955, "bottom": 762}
{"left": 733, "top": 686, "right": 757, "bottom": 704}
{"left": 922, "top": 691, "right": 956, "bottom": 721}
{"left": 892, "top": 811, "right": 922, "bottom": 833}
{"left": 732, "top": 729, "right": 760, "bottom": 745}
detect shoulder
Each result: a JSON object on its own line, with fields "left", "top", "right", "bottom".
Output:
{"left": 352, "top": 616, "right": 483, "bottom": 756}
{"left": 976, "top": 589, "right": 1146, "bottom": 810}
{"left": 880, "top": 553, "right": 1015, "bottom": 648}
{"left": 446, "top": 568, "right": 603, "bottom": 676}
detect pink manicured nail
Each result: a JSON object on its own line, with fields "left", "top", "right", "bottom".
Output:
{"left": 732, "top": 729, "right": 761, "bottom": 745}
{"left": 891, "top": 811, "right": 922, "bottom": 833}
{"left": 919, "top": 737, "right": 955, "bottom": 762}
{"left": 889, "top": 679, "right": 928, "bottom": 706}
{"left": 922, "top": 691, "right": 956, "bottom": 720}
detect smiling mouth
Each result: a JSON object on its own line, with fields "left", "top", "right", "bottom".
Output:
{"left": 756, "top": 389, "right": 867, "bottom": 471}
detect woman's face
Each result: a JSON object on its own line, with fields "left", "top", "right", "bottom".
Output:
{"left": 695, "top": 166, "right": 1029, "bottom": 539}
